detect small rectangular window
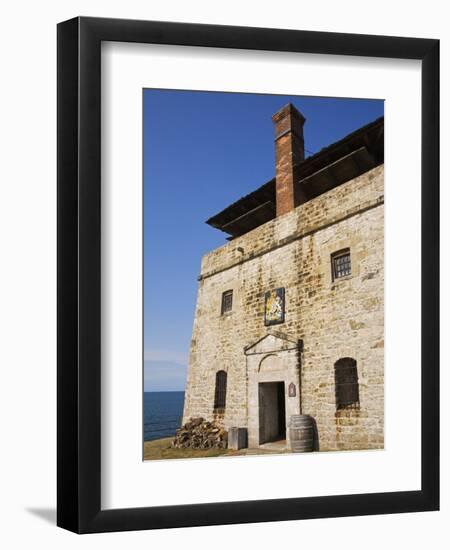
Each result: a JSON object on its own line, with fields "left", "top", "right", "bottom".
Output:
{"left": 221, "top": 290, "right": 233, "bottom": 314}
{"left": 331, "top": 249, "right": 351, "bottom": 281}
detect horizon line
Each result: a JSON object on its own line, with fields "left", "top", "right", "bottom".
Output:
{"left": 144, "top": 389, "right": 185, "bottom": 393}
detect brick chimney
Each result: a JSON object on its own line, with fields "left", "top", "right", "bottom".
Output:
{"left": 272, "top": 103, "right": 306, "bottom": 217}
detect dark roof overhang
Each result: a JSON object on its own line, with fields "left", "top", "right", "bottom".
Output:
{"left": 206, "top": 116, "right": 384, "bottom": 238}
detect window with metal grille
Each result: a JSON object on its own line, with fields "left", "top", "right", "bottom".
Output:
{"left": 334, "top": 358, "right": 359, "bottom": 410}
{"left": 214, "top": 370, "right": 227, "bottom": 410}
{"left": 331, "top": 249, "right": 351, "bottom": 281}
{"left": 221, "top": 290, "right": 233, "bottom": 314}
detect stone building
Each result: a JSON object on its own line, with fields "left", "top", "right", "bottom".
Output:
{"left": 182, "top": 103, "right": 384, "bottom": 452}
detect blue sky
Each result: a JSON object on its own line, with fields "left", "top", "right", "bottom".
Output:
{"left": 143, "top": 90, "right": 384, "bottom": 392}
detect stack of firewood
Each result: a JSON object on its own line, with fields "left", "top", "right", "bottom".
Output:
{"left": 172, "top": 417, "right": 228, "bottom": 449}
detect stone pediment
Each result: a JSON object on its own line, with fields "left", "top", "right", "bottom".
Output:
{"left": 244, "top": 332, "right": 299, "bottom": 355}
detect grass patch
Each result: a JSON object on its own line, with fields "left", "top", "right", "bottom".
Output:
{"left": 144, "top": 437, "right": 232, "bottom": 460}
{"left": 143, "top": 437, "right": 291, "bottom": 461}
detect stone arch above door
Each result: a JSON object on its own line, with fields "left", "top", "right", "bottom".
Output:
{"left": 258, "top": 354, "right": 282, "bottom": 373}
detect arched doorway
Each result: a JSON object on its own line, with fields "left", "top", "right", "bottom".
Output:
{"left": 244, "top": 333, "right": 301, "bottom": 448}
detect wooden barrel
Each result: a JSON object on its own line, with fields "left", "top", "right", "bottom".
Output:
{"left": 289, "top": 415, "right": 314, "bottom": 453}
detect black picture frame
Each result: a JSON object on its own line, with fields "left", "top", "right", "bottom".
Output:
{"left": 57, "top": 16, "right": 439, "bottom": 534}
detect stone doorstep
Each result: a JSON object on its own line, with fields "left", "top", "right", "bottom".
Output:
{"left": 257, "top": 439, "right": 289, "bottom": 452}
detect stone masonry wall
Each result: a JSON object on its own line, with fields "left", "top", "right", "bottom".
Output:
{"left": 183, "top": 164, "right": 384, "bottom": 451}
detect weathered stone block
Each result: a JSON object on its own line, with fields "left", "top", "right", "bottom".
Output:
{"left": 228, "top": 427, "right": 248, "bottom": 450}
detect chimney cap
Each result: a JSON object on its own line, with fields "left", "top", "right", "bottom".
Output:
{"left": 272, "top": 103, "right": 306, "bottom": 124}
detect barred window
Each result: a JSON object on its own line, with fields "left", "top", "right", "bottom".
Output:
{"left": 334, "top": 358, "right": 359, "bottom": 410}
{"left": 221, "top": 290, "right": 233, "bottom": 314}
{"left": 331, "top": 249, "right": 351, "bottom": 281}
{"left": 214, "top": 370, "right": 227, "bottom": 410}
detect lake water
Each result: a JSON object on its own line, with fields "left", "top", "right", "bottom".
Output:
{"left": 143, "top": 391, "right": 185, "bottom": 442}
